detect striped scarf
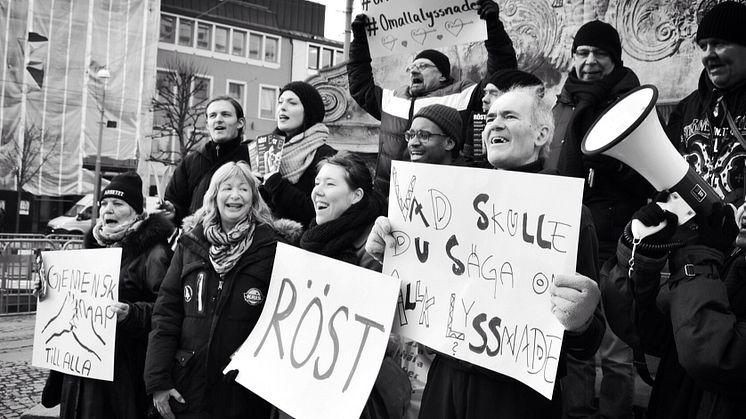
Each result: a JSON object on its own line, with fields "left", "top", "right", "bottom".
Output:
{"left": 279, "top": 123, "right": 329, "bottom": 184}
{"left": 203, "top": 215, "right": 255, "bottom": 276}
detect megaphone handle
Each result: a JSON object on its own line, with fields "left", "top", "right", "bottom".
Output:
{"left": 631, "top": 218, "right": 667, "bottom": 241}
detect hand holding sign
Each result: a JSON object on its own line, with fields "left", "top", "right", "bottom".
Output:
{"left": 476, "top": 0, "right": 499, "bottom": 19}
{"left": 549, "top": 274, "right": 600, "bottom": 332}
{"left": 365, "top": 216, "right": 396, "bottom": 263}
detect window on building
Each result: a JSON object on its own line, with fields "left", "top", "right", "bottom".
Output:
{"left": 192, "top": 77, "right": 211, "bottom": 126}
{"left": 232, "top": 30, "right": 246, "bottom": 56}
{"left": 197, "top": 23, "right": 212, "bottom": 50}
{"left": 159, "top": 15, "right": 175, "bottom": 43}
{"left": 265, "top": 36, "right": 279, "bottom": 63}
{"left": 259, "top": 85, "right": 278, "bottom": 120}
{"left": 154, "top": 70, "right": 176, "bottom": 128}
{"left": 227, "top": 82, "right": 245, "bottom": 108}
{"left": 308, "top": 45, "right": 320, "bottom": 70}
{"left": 249, "top": 33, "right": 263, "bottom": 60}
{"left": 322, "top": 48, "right": 334, "bottom": 69}
{"left": 335, "top": 50, "right": 344, "bottom": 65}
{"left": 215, "top": 26, "right": 229, "bottom": 53}
{"left": 178, "top": 18, "right": 194, "bottom": 47}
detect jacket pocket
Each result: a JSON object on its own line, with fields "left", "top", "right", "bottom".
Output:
{"left": 170, "top": 348, "right": 203, "bottom": 414}
{"left": 181, "top": 264, "right": 210, "bottom": 318}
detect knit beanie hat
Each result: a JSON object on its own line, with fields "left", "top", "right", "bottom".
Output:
{"left": 100, "top": 172, "right": 144, "bottom": 214}
{"left": 484, "top": 69, "right": 543, "bottom": 91}
{"left": 413, "top": 104, "right": 463, "bottom": 151}
{"left": 696, "top": 1, "right": 746, "bottom": 46}
{"left": 414, "top": 49, "right": 451, "bottom": 80}
{"left": 572, "top": 20, "right": 623, "bottom": 65}
{"left": 279, "top": 81, "right": 326, "bottom": 126}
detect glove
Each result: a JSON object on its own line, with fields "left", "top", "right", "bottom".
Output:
{"left": 550, "top": 274, "right": 600, "bottom": 332}
{"left": 477, "top": 0, "right": 500, "bottom": 19}
{"left": 352, "top": 14, "right": 369, "bottom": 40}
{"left": 631, "top": 194, "right": 678, "bottom": 244}
{"left": 223, "top": 369, "right": 239, "bottom": 384}
{"left": 694, "top": 202, "right": 738, "bottom": 254}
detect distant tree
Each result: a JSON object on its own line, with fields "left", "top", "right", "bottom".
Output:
{"left": 149, "top": 59, "right": 211, "bottom": 166}
{"left": 0, "top": 125, "right": 60, "bottom": 232}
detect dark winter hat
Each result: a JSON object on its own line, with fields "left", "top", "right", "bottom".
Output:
{"left": 413, "top": 104, "right": 463, "bottom": 150}
{"left": 696, "top": 1, "right": 746, "bottom": 46}
{"left": 280, "top": 81, "right": 326, "bottom": 126}
{"left": 100, "top": 172, "right": 144, "bottom": 214}
{"left": 414, "top": 49, "right": 451, "bottom": 80}
{"left": 484, "top": 69, "right": 543, "bottom": 91}
{"left": 572, "top": 20, "right": 623, "bottom": 65}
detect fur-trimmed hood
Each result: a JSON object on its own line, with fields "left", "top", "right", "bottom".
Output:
{"left": 180, "top": 213, "right": 303, "bottom": 246}
{"left": 84, "top": 213, "right": 176, "bottom": 256}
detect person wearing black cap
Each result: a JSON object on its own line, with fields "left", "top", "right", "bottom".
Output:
{"left": 667, "top": 0, "right": 746, "bottom": 206}
{"left": 162, "top": 96, "right": 249, "bottom": 225}
{"left": 407, "top": 104, "right": 466, "bottom": 166}
{"left": 41, "top": 171, "right": 175, "bottom": 419}
{"left": 347, "top": 0, "right": 517, "bottom": 197}
{"left": 541, "top": 19, "right": 652, "bottom": 419}
{"left": 259, "top": 81, "right": 337, "bottom": 226}
{"left": 600, "top": 3, "right": 746, "bottom": 419}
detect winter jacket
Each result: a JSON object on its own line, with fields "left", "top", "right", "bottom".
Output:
{"left": 165, "top": 136, "right": 250, "bottom": 224}
{"left": 144, "top": 218, "right": 301, "bottom": 419}
{"left": 42, "top": 214, "right": 174, "bottom": 419}
{"left": 417, "top": 159, "right": 605, "bottom": 419}
{"left": 347, "top": 16, "right": 517, "bottom": 197}
{"left": 262, "top": 142, "right": 337, "bottom": 227}
{"left": 602, "top": 240, "right": 746, "bottom": 419}
{"left": 547, "top": 68, "right": 653, "bottom": 262}
{"left": 666, "top": 71, "right": 746, "bottom": 205}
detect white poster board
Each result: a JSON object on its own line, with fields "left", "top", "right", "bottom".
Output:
{"left": 32, "top": 248, "right": 122, "bottom": 381}
{"left": 385, "top": 162, "right": 584, "bottom": 399}
{"left": 361, "top": 0, "right": 487, "bottom": 58}
{"left": 226, "top": 243, "right": 401, "bottom": 419}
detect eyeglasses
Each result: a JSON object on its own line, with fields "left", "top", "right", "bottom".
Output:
{"left": 404, "top": 129, "right": 448, "bottom": 143}
{"left": 405, "top": 62, "right": 437, "bottom": 73}
{"left": 574, "top": 47, "right": 611, "bottom": 59}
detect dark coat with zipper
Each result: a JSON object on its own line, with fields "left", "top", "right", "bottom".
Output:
{"left": 144, "top": 218, "right": 301, "bottom": 419}
{"left": 165, "top": 136, "right": 250, "bottom": 225}
{"left": 42, "top": 214, "right": 174, "bottom": 419}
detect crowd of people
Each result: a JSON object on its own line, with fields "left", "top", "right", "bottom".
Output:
{"left": 32, "top": 0, "right": 746, "bottom": 418}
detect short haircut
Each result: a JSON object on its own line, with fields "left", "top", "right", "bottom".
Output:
{"left": 205, "top": 95, "right": 245, "bottom": 138}
{"left": 509, "top": 85, "right": 554, "bottom": 161}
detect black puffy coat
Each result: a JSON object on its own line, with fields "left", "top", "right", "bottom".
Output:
{"left": 144, "top": 218, "right": 301, "bottom": 419}
{"left": 42, "top": 214, "right": 174, "bottom": 419}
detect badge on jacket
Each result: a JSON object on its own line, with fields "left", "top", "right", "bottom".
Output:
{"left": 184, "top": 285, "right": 193, "bottom": 303}
{"left": 243, "top": 288, "right": 263, "bottom": 305}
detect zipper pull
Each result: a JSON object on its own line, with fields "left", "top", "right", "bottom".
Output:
{"left": 218, "top": 280, "right": 224, "bottom": 292}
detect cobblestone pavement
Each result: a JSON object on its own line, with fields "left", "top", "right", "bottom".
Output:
{"left": 0, "top": 313, "right": 46, "bottom": 419}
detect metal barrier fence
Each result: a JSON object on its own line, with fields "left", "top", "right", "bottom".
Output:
{"left": 0, "top": 234, "right": 84, "bottom": 314}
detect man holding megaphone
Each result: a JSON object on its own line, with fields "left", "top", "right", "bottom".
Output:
{"left": 593, "top": 2, "right": 746, "bottom": 418}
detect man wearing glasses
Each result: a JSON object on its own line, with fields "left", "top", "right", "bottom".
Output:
{"left": 545, "top": 20, "right": 651, "bottom": 419}
{"left": 347, "top": 0, "right": 517, "bottom": 197}
{"left": 406, "top": 104, "right": 467, "bottom": 166}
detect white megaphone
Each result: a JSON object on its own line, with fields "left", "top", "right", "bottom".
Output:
{"left": 581, "top": 85, "right": 721, "bottom": 239}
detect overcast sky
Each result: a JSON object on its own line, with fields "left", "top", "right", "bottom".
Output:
{"left": 314, "top": 0, "right": 360, "bottom": 42}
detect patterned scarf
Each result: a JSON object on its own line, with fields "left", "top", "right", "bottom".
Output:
{"left": 279, "top": 123, "right": 329, "bottom": 184}
{"left": 202, "top": 215, "right": 255, "bottom": 276}
{"left": 92, "top": 214, "right": 143, "bottom": 247}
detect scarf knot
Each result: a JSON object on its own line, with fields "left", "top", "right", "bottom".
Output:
{"left": 279, "top": 123, "right": 329, "bottom": 184}
{"left": 203, "top": 215, "right": 256, "bottom": 276}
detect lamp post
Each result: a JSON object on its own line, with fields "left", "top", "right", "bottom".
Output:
{"left": 91, "top": 68, "right": 110, "bottom": 228}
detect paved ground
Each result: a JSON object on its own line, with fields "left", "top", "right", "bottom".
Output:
{"left": 0, "top": 313, "right": 47, "bottom": 419}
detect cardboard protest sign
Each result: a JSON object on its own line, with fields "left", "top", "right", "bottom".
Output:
{"left": 248, "top": 134, "right": 285, "bottom": 177}
{"left": 384, "top": 161, "right": 584, "bottom": 399}
{"left": 32, "top": 248, "right": 122, "bottom": 381}
{"left": 360, "top": 0, "right": 487, "bottom": 58}
{"left": 225, "top": 243, "right": 401, "bottom": 419}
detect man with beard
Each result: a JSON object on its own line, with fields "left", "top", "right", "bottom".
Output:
{"left": 545, "top": 20, "right": 652, "bottom": 419}
{"left": 347, "top": 0, "right": 516, "bottom": 196}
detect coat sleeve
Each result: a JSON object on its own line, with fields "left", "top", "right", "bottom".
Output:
{"left": 347, "top": 29, "right": 383, "bottom": 121}
{"left": 262, "top": 173, "right": 316, "bottom": 226}
{"left": 118, "top": 244, "right": 172, "bottom": 340}
{"left": 164, "top": 159, "right": 192, "bottom": 224}
{"left": 562, "top": 206, "right": 605, "bottom": 360}
{"left": 484, "top": 13, "right": 517, "bottom": 75}
{"left": 666, "top": 245, "right": 746, "bottom": 394}
{"left": 144, "top": 244, "right": 185, "bottom": 394}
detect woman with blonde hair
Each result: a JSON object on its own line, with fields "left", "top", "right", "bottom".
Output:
{"left": 145, "top": 161, "right": 300, "bottom": 419}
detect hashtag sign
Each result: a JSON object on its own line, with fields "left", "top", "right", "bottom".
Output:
{"left": 360, "top": 0, "right": 370, "bottom": 12}
{"left": 366, "top": 17, "right": 379, "bottom": 37}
